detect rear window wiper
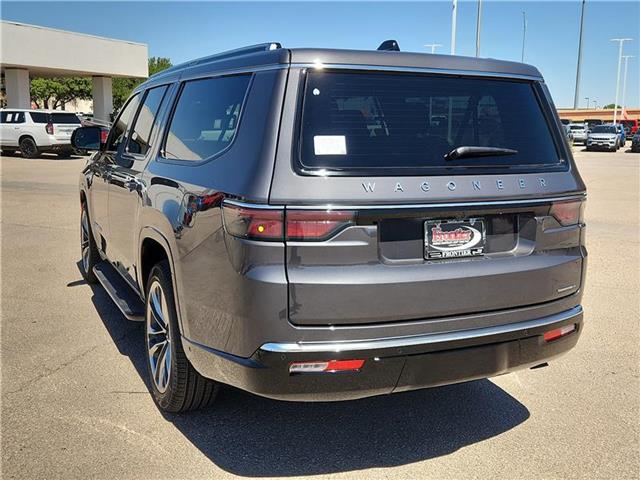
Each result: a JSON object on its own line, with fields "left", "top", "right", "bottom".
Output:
{"left": 444, "top": 146, "right": 518, "bottom": 161}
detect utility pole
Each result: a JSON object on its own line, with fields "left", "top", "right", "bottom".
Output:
{"left": 521, "top": 11, "right": 527, "bottom": 62}
{"left": 573, "top": 0, "right": 586, "bottom": 109}
{"left": 451, "top": 0, "right": 458, "bottom": 55}
{"left": 620, "top": 55, "right": 634, "bottom": 117}
{"left": 475, "top": 0, "right": 483, "bottom": 57}
{"left": 593, "top": 100, "right": 598, "bottom": 109}
{"left": 424, "top": 43, "right": 443, "bottom": 54}
{"left": 611, "top": 38, "right": 633, "bottom": 124}
{"left": 584, "top": 97, "right": 589, "bottom": 109}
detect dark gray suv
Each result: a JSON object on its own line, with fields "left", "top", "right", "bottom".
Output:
{"left": 73, "top": 42, "right": 587, "bottom": 412}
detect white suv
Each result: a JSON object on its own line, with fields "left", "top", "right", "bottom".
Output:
{"left": 0, "top": 109, "right": 81, "bottom": 158}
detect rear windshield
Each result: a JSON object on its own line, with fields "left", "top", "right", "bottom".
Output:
{"left": 569, "top": 125, "right": 585, "bottom": 130}
{"left": 30, "top": 112, "right": 81, "bottom": 124}
{"left": 298, "top": 71, "right": 564, "bottom": 175}
{"left": 591, "top": 126, "right": 616, "bottom": 133}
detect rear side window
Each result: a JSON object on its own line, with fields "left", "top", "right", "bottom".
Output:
{"left": 30, "top": 112, "right": 49, "bottom": 123}
{"left": 127, "top": 85, "right": 168, "bottom": 156}
{"left": 299, "top": 71, "right": 564, "bottom": 175}
{"left": 51, "top": 113, "right": 80, "bottom": 124}
{"left": 163, "top": 74, "right": 251, "bottom": 162}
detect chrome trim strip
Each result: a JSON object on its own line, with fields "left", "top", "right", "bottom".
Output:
{"left": 223, "top": 199, "right": 284, "bottom": 210}
{"left": 260, "top": 305, "right": 583, "bottom": 353}
{"left": 289, "top": 62, "right": 543, "bottom": 81}
{"left": 223, "top": 194, "right": 585, "bottom": 211}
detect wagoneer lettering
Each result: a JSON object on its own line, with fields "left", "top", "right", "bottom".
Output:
{"left": 74, "top": 41, "right": 586, "bottom": 412}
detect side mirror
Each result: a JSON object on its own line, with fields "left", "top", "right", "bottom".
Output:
{"left": 71, "top": 126, "right": 106, "bottom": 151}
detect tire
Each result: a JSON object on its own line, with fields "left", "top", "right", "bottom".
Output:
{"left": 19, "top": 137, "right": 40, "bottom": 159}
{"left": 145, "top": 260, "right": 220, "bottom": 412}
{"left": 80, "top": 203, "right": 100, "bottom": 283}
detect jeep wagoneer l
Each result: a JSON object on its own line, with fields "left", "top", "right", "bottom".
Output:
{"left": 73, "top": 42, "right": 587, "bottom": 412}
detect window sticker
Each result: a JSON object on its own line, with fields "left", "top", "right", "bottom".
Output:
{"left": 313, "top": 135, "right": 347, "bottom": 155}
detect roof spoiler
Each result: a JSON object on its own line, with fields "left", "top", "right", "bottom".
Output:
{"left": 377, "top": 39, "right": 400, "bottom": 51}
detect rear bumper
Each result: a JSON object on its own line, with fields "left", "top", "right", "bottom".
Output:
{"left": 184, "top": 305, "right": 583, "bottom": 401}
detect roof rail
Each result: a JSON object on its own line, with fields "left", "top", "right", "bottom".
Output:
{"left": 149, "top": 42, "right": 282, "bottom": 79}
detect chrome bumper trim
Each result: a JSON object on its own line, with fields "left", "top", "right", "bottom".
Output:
{"left": 261, "top": 306, "right": 583, "bottom": 353}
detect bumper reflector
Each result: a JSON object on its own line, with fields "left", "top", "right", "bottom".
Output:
{"left": 543, "top": 324, "right": 576, "bottom": 342}
{"left": 289, "top": 359, "right": 365, "bottom": 374}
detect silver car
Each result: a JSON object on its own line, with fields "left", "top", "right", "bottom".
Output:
{"left": 586, "top": 125, "right": 619, "bottom": 151}
{"left": 568, "top": 123, "right": 588, "bottom": 144}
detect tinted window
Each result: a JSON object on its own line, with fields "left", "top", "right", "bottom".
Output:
{"left": 127, "top": 85, "right": 168, "bottom": 156}
{"left": 163, "top": 75, "right": 251, "bottom": 162}
{"left": 107, "top": 94, "right": 141, "bottom": 152}
{"left": 1, "top": 112, "right": 25, "bottom": 123}
{"left": 51, "top": 113, "right": 80, "bottom": 124}
{"left": 30, "top": 112, "right": 48, "bottom": 123}
{"left": 591, "top": 126, "right": 616, "bottom": 134}
{"left": 299, "top": 71, "right": 563, "bottom": 175}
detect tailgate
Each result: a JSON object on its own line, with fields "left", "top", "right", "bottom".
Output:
{"left": 286, "top": 199, "right": 586, "bottom": 326}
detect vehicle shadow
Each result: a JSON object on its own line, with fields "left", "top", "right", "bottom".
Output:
{"left": 77, "top": 262, "right": 531, "bottom": 477}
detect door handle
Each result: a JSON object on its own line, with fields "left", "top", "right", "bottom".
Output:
{"left": 125, "top": 178, "right": 143, "bottom": 192}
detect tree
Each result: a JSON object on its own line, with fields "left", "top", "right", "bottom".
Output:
{"left": 603, "top": 104, "right": 621, "bottom": 109}
{"left": 30, "top": 77, "right": 92, "bottom": 109}
{"left": 113, "top": 57, "right": 172, "bottom": 110}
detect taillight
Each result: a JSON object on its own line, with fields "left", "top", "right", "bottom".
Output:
{"left": 100, "top": 129, "right": 108, "bottom": 144}
{"left": 550, "top": 200, "right": 585, "bottom": 226}
{"left": 289, "top": 359, "right": 365, "bottom": 374}
{"left": 222, "top": 203, "right": 283, "bottom": 241}
{"left": 286, "top": 210, "right": 355, "bottom": 241}
{"left": 543, "top": 324, "right": 576, "bottom": 342}
{"left": 45, "top": 123, "right": 54, "bottom": 135}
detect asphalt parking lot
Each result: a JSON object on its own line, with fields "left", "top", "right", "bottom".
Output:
{"left": 1, "top": 146, "right": 639, "bottom": 480}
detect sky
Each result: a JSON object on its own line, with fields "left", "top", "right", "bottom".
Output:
{"left": 2, "top": 0, "right": 639, "bottom": 108}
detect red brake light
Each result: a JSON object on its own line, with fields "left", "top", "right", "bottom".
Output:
{"left": 222, "top": 203, "right": 283, "bottom": 241}
{"left": 100, "top": 129, "right": 108, "bottom": 144}
{"left": 45, "top": 123, "right": 54, "bottom": 135}
{"left": 286, "top": 210, "right": 355, "bottom": 241}
{"left": 550, "top": 200, "right": 584, "bottom": 226}
{"left": 543, "top": 324, "right": 576, "bottom": 342}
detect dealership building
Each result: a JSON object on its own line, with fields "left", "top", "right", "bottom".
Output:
{"left": 0, "top": 21, "right": 148, "bottom": 120}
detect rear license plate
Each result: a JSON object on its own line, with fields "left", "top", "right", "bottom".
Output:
{"left": 424, "top": 218, "right": 486, "bottom": 259}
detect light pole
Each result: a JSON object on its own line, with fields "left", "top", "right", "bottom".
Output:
{"left": 584, "top": 97, "right": 589, "bottom": 109}
{"left": 593, "top": 100, "right": 598, "bottom": 110}
{"left": 521, "top": 11, "right": 527, "bottom": 62}
{"left": 451, "top": 0, "right": 458, "bottom": 55}
{"left": 573, "top": 0, "right": 586, "bottom": 109}
{"left": 424, "top": 43, "right": 443, "bottom": 54}
{"left": 475, "top": 0, "right": 483, "bottom": 57}
{"left": 620, "top": 55, "right": 634, "bottom": 116}
{"left": 610, "top": 38, "right": 633, "bottom": 124}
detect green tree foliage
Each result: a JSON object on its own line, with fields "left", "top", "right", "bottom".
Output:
{"left": 113, "top": 57, "right": 172, "bottom": 110}
{"left": 603, "top": 104, "right": 622, "bottom": 109}
{"left": 30, "top": 77, "right": 92, "bottom": 109}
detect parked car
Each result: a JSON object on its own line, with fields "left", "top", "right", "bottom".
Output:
{"left": 631, "top": 132, "right": 640, "bottom": 153}
{"left": 586, "top": 125, "right": 619, "bottom": 151}
{"left": 73, "top": 41, "right": 586, "bottom": 412}
{"left": 560, "top": 118, "right": 571, "bottom": 126}
{"left": 620, "top": 119, "right": 638, "bottom": 137}
{"left": 568, "top": 123, "right": 588, "bottom": 145}
{"left": 613, "top": 123, "right": 626, "bottom": 145}
{"left": 564, "top": 124, "right": 574, "bottom": 144}
{"left": 0, "top": 109, "right": 81, "bottom": 158}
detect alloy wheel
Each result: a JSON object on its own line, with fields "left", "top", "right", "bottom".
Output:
{"left": 80, "top": 209, "right": 91, "bottom": 273}
{"left": 146, "top": 281, "right": 172, "bottom": 393}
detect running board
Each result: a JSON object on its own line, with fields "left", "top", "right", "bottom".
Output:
{"left": 93, "top": 262, "right": 145, "bottom": 321}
